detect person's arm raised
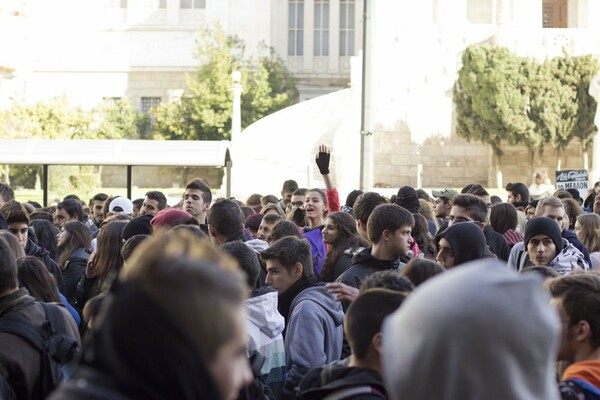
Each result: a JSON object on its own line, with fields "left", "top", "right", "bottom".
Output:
{"left": 316, "top": 144, "right": 340, "bottom": 212}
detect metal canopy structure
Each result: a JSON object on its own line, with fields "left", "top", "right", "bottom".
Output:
{"left": 0, "top": 139, "right": 232, "bottom": 206}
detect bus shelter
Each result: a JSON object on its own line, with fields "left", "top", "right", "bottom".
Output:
{"left": 0, "top": 139, "right": 232, "bottom": 206}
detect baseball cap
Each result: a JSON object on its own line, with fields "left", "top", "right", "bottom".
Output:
{"left": 109, "top": 197, "right": 134, "bottom": 215}
{"left": 432, "top": 189, "right": 459, "bottom": 201}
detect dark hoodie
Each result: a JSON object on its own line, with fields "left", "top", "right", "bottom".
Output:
{"left": 25, "top": 238, "right": 66, "bottom": 294}
{"left": 440, "top": 223, "right": 486, "bottom": 267}
{"left": 296, "top": 365, "right": 386, "bottom": 400}
{"left": 49, "top": 280, "right": 223, "bottom": 400}
{"left": 338, "top": 248, "right": 405, "bottom": 289}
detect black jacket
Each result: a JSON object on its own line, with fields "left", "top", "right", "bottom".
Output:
{"left": 337, "top": 248, "right": 404, "bottom": 289}
{"left": 296, "top": 365, "right": 386, "bottom": 400}
{"left": 483, "top": 225, "right": 510, "bottom": 262}
{"left": 61, "top": 248, "right": 90, "bottom": 303}
{"left": 25, "top": 239, "right": 66, "bottom": 294}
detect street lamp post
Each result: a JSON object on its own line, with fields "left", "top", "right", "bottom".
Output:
{"left": 231, "top": 70, "right": 243, "bottom": 144}
{"left": 229, "top": 71, "right": 243, "bottom": 198}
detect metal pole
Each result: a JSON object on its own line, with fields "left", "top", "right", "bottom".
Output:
{"left": 226, "top": 160, "right": 232, "bottom": 198}
{"left": 231, "top": 71, "right": 243, "bottom": 143}
{"left": 359, "top": 0, "right": 369, "bottom": 190}
{"left": 126, "top": 165, "right": 132, "bottom": 199}
{"left": 43, "top": 164, "right": 48, "bottom": 207}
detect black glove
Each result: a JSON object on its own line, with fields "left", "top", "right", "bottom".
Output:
{"left": 315, "top": 150, "right": 330, "bottom": 175}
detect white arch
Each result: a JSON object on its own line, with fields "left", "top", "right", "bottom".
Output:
{"left": 231, "top": 88, "right": 361, "bottom": 198}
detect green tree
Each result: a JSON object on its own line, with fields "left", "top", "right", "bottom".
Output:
{"left": 0, "top": 97, "right": 146, "bottom": 189}
{"left": 454, "top": 45, "right": 537, "bottom": 176}
{"left": 454, "top": 45, "right": 599, "bottom": 176}
{"left": 153, "top": 23, "right": 298, "bottom": 140}
{"left": 0, "top": 96, "right": 145, "bottom": 139}
{"left": 92, "top": 98, "right": 151, "bottom": 139}
{"left": 571, "top": 55, "right": 600, "bottom": 156}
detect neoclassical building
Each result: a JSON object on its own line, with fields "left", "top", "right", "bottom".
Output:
{"left": 0, "top": 0, "right": 363, "bottom": 109}
{"left": 1, "top": 0, "right": 600, "bottom": 194}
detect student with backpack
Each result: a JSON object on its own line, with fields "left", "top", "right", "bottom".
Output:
{"left": 0, "top": 236, "right": 81, "bottom": 399}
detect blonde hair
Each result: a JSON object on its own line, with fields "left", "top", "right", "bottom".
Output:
{"left": 576, "top": 214, "right": 600, "bottom": 253}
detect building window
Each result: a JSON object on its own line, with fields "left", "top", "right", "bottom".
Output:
{"left": 543, "top": 0, "right": 568, "bottom": 28}
{"left": 288, "top": 1, "right": 304, "bottom": 56}
{"left": 339, "top": 0, "right": 355, "bottom": 56}
{"left": 314, "top": 0, "right": 329, "bottom": 56}
{"left": 180, "top": 0, "right": 205, "bottom": 9}
{"left": 105, "top": 0, "right": 127, "bottom": 8}
{"left": 141, "top": 97, "right": 161, "bottom": 113}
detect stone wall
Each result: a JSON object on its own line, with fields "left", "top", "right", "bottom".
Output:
{"left": 491, "top": 139, "right": 589, "bottom": 187}
{"left": 373, "top": 128, "right": 490, "bottom": 188}
{"left": 372, "top": 129, "right": 589, "bottom": 189}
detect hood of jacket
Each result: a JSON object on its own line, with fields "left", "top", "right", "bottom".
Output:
{"left": 351, "top": 248, "right": 400, "bottom": 270}
{"left": 290, "top": 285, "right": 344, "bottom": 327}
{"left": 244, "top": 239, "right": 269, "bottom": 253}
{"left": 245, "top": 289, "right": 284, "bottom": 339}
{"left": 382, "top": 260, "right": 560, "bottom": 400}
{"left": 297, "top": 365, "right": 385, "bottom": 400}
{"left": 549, "top": 239, "right": 589, "bottom": 274}
{"left": 441, "top": 222, "right": 486, "bottom": 266}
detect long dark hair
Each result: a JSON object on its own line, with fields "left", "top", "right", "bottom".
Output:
{"left": 58, "top": 220, "right": 92, "bottom": 268}
{"left": 412, "top": 214, "right": 436, "bottom": 259}
{"left": 94, "top": 221, "right": 127, "bottom": 278}
{"left": 321, "top": 212, "right": 368, "bottom": 282}
{"left": 17, "top": 256, "right": 60, "bottom": 303}
{"left": 31, "top": 219, "right": 60, "bottom": 262}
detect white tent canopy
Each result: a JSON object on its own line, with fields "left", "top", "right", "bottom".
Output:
{"left": 0, "top": 139, "right": 231, "bottom": 167}
{"left": 0, "top": 139, "right": 231, "bottom": 205}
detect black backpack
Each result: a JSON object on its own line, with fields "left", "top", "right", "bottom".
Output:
{"left": 0, "top": 302, "right": 79, "bottom": 399}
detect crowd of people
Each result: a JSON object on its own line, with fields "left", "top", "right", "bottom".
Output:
{"left": 0, "top": 144, "right": 600, "bottom": 399}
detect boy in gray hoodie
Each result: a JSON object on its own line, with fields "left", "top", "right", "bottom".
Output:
{"left": 261, "top": 236, "right": 344, "bottom": 396}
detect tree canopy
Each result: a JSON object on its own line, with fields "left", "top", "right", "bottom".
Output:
{"left": 152, "top": 24, "right": 298, "bottom": 141}
{"left": 454, "top": 45, "right": 599, "bottom": 161}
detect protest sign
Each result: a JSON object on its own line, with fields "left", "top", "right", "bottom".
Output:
{"left": 555, "top": 169, "right": 589, "bottom": 199}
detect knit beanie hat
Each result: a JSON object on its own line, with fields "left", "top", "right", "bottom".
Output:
{"left": 524, "top": 217, "right": 563, "bottom": 254}
{"left": 396, "top": 186, "right": 420, "bottom": 214}
{"left": 123, "top": 215, "right": 153, "bottom": 241}
{"left": 150, "top": 208, "right": 193, "bottom": 230}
